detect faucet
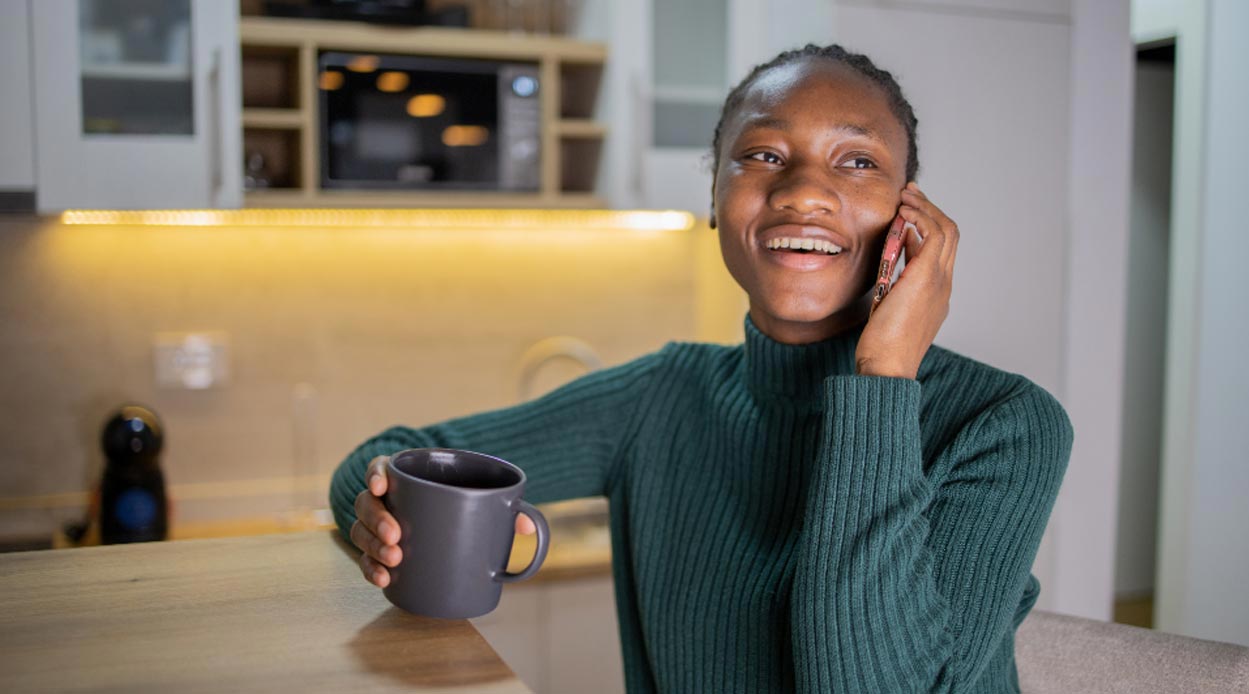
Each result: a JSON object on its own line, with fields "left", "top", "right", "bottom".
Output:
{"left": 514, "top": 336, "right": 603, "bottom": 402}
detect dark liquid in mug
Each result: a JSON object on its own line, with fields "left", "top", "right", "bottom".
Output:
{"left": 392, "top": 450, "right": 521, "bottom": 489}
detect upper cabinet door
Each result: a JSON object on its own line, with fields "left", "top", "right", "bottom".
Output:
{"left": 604, "top": 0, "right": 782, "bottom": 213}
{"left": 31, "top": 0, "right": 241, "bottom": 212}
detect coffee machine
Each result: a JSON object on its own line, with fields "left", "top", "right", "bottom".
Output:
{"left": 98, "top": 405, "right": 169, "bottom": 544}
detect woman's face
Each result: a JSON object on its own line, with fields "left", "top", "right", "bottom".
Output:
{"left": 713, "top": 59, "right": 910, "bottom": 344}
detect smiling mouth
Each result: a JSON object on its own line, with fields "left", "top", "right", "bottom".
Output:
{"left": 764, "top": 237, "right": 843, "bottom": 255}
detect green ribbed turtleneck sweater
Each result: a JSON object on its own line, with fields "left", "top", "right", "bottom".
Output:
{"left": 330, "top": 314, "right": 1072, "bottom": 693}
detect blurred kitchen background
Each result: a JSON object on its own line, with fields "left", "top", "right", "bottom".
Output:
{"left": 0, "top": 0, "right": 1245, "bottom": 690}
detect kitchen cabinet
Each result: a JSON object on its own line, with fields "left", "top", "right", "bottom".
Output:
{"left": 473, "top": 574, "right": 625, "bottom": 694}
{"left": 30, "top": 0, "right": 241, "bottom": 212}
{"left": 598, "top": 0, "right": 832, "bottom": 213}
{"left": 0, "top": 1, "right": 35, "bottom": 200}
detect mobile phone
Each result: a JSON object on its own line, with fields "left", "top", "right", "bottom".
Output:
{"left": 870, "top": 213, "right": 907, "bottom": 316}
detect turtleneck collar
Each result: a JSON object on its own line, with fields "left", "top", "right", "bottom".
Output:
{"left": 742, "top": 312, "right": 863, "bottom": 411}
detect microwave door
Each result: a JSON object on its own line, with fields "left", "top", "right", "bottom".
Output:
{"left": 320, "top": 52, "right": 508, "bottom": 191}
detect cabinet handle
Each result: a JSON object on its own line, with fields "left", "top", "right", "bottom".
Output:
{"left": 207, "top": 46, "right": 223, "bottom": 202}
{"left": 629, "top": 73, "right": 647, "bottom": 198}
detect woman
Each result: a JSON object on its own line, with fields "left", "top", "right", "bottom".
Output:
{"left": 330, "top": 44, "right": 1073, "bottom": 693}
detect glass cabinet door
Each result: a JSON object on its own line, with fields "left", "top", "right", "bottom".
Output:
{"left": 606, "top": 0, "right": 765, "bottom": 212}
{"left": 78, "top": 0, "right": 195, "bottom": 136}
{"left": 650, "top": 0, "right": 728, "bottom": 149}
{"left": 32, "top": 0, "right": 240, "bottom": 211}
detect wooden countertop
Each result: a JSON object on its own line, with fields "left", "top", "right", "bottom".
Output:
{"left": 0, "top": 531, "right": 531, "bottom": 693}
{"left": 51, "top": 510, "right": 614, "bottom": 584}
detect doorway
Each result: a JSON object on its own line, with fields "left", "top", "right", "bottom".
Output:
{"left": 1113, "top": 40, "right": 1174, "bottom": 629}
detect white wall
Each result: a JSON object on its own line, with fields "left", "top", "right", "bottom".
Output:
{"left": 1155, "top": 0, "right": 1249, "bottom": 646}
{"left": 1052, "top": 0, "right": 1134, "bottom": 621}
{"left": 0, "top": 0, "right": 35, "bottom": 190}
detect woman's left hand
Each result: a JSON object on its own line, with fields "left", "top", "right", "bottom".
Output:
{"left": 854, "top": 182, "right": 960, "bottom": 380}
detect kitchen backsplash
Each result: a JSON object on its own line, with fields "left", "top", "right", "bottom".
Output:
{"left": 0, "top": 213, "right": 746, "bottom": 541}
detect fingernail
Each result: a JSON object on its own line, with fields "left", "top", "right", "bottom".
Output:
{"left": 378, "top": 521, "right": 393, "bottom": 540}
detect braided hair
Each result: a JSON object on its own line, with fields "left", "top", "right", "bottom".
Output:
{"left": 710, "top": 44, "right": 920, "bottom": 198}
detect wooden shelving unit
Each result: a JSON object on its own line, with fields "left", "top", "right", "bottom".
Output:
{"left": 238, "top": 16, "right": 607, "bottom": 208}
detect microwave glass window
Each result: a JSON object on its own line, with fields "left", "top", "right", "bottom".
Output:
{"left": 322, "top": 62, "right": 501, "bottom": 188}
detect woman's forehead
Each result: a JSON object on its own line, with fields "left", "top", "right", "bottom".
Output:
{"left": 728, "top": 60, "right": 902, "bottom": 145}
{"left": 742, "top": 59, "right": 888, "bottom": 116}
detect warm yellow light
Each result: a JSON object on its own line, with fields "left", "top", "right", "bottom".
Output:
{"left": 406, "top": 93, "right": 446, "bottom": 118}
{"left": 346, "top": 55, "right": 379, "bottom": 73}
{"left": 376, "top": 71, "right": 409, "bottom": 93}
{"left": 318, "top": 71, "right": 343, "bottom": 91}
{"left": 58, "top": 209, "right": 697, "bottom": 232}
{"left": 441, "top": 125, "right": 490, "bottom": 147}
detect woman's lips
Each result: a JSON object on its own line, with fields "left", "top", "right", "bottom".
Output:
{"left": 760, "top": 246, "right": 846, "bottom": 271}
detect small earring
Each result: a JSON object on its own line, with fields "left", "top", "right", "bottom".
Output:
{"left": 709, "top": 206, "right": 716, "bottom": 229}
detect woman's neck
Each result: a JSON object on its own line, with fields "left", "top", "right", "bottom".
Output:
{"left": 748, "top": 294, "right": 872, "bottom": 345}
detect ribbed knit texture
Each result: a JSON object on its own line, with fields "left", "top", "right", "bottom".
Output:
{"left": 330, "top": 313, "right": 1073, "bottom": 693}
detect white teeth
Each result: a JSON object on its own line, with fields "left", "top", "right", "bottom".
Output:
{"left": 766, "top": 237, "right": 843, "bottom": 254}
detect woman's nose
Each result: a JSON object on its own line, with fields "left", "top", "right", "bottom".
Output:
{"left": 767, "top": 167, "right": 840, "bottom": 216}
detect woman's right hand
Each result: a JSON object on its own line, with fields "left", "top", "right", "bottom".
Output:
{"left": 351, "top": 454, "right": 538, "bottom": 588}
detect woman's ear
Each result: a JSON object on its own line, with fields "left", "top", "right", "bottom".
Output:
{"left": 709, "top": 177, "right": 717, "bottom": 229}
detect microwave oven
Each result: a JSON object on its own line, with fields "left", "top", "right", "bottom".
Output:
{"left": 319, "top": 52, "right": 541, "bottom": 191}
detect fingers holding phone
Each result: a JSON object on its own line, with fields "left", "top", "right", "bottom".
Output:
{"left": 899, "top": 182, "right": 958, "bottom": 275}
{"left": 856, "top": 182, "right": 957, "bottom": 379}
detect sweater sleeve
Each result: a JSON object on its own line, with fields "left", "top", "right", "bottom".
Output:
{"left": 790, "top": 375, "right": 1073, "bottom": 693}
{"left": 328, "top": 349, "right": 666, "bottom": 542}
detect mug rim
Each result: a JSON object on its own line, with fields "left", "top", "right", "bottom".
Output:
{"left": 387, "top": 447, "right": 526, "bottom": 495}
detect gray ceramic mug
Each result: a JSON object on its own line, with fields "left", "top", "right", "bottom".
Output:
{"left": 381, "top": 448, "right": 550, "bottom": 619}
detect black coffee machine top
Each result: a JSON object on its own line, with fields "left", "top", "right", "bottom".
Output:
{"left": 102, "top": 405, "right": 164, "bottom": 463}
{"left": 99, "top": 405, "right": 168, "bottom": 544}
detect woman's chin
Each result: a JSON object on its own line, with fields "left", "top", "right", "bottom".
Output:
{"left": 751, "top": 290, "right": 870, "bottom": 331}
{"left": 752, "top": 304, "right": 835, "bottom": 332}
{"left": 758, "top": 294, "right": 842, "bottom": 322}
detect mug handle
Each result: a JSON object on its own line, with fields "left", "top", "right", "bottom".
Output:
{"left": 494, "top": 498, "right": 550, "bottom": 583}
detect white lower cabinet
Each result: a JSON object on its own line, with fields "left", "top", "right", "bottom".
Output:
{"left": 472, "top": 574, "right": 624, "bottom": 694}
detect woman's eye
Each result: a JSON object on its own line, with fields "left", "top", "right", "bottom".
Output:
{"left": 745, "top": 151, "right": 782, "bottom": 165}
{"left": 841, "top": 157, "right": 877, "bottom": 169}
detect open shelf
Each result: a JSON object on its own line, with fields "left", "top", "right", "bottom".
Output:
{"left": 242, "top": 108, "right": 304, "bottom": 130}
{"left": 555, "top": 119, "right": 607, "bottom": 139}
{"left": 241, "top": 44, "right": 302, "bottom": 110}
{"left": 560, "top": 62, "right": 603, "bottom": 120}
{"left": 242, "top": 128, "right": 304, "bottom": 192}
{"left": 560, "top": 138, "right": 603, "bottom": 194}
{"left": 238, "top": 16, "right": 607, "bottom": 209}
